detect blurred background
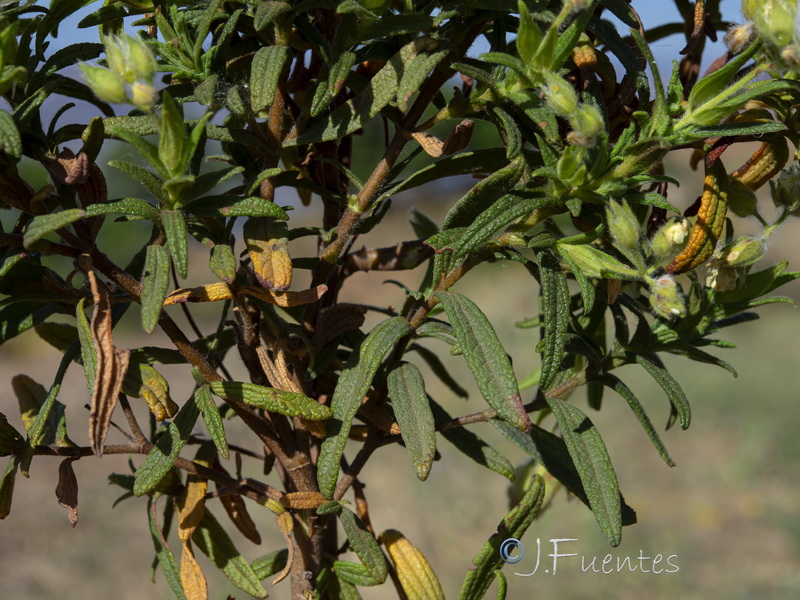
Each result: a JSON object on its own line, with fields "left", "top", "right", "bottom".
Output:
{"left": 1, "top": 1, "right": 799, "bottom": 599}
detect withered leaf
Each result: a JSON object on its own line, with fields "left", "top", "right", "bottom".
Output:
{"left": 178, "top": 475, "right": 208, "bottom": 543}
{"left": 411, "top": 132, "right": 445, "bottom": 157}
{"left": 219, "top": 491, "right": 261, "bottom": 544}
{"left": 85, "top": 267, "right": 130, "bottom": 456}
{"left": 55, "top": 457, "right": 79, "bottom": 527}
{"left": 180, "top": 541, "right": 208, "bottom": 600}
{"left": 243, "top": 217, "right": 293, "bottom": 291}
{"left": 279, "top": 491, "right": 329, "bottom": 510}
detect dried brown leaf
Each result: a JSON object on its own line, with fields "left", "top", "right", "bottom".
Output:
{"left": 219, "top": 491, "right": 262, "bottom": 545}
{"left": 279, "top": 492, "right": 328, "bottom": 510}
{"left": 85, "top": 268, "right": 130, "bottom": 457}
{"left": 441, "top": 119, "right": 474, "bottom": 155}
{"left": 411, "top": 132, "right": 444, "bottom": 157}
{"left": 272, "top": 512, "right": 294, "bottom": 585}
{"left": 55, "top": 457, "right": 79, "bottom": 527}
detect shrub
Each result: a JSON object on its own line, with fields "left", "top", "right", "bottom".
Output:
{"left": 1, "top": 0, "right": 799, "bottom": 598}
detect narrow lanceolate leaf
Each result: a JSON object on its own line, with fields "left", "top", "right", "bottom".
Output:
{"left": 381, "top": 529, "right": 445, "bottom": 600}
{"left": 192, "top": 510, "right": 267, "bottom": 598}
{"left": 84, "top": 198, "right": 160, "bottom": 220}
{"left": 244, "top": 217, "right": 292, "bottom": 291}
{"left": 148, "top": 497, "right": 188, "bottom": 600}
{"left": 437, "top": 291, "right": 530, "bottom": 432}
{"left": 194, "top": 384, "right": 229, "bottom": 459}
{"left": 294, "top": 38, "right": 438, "bottom": 145}
{"left": 338, "top": 507, "right": 388, "bottom": 585}
{"left": 76, "top": 297, "right": 96, "bottom": 393}
{"left": 252, "top": 549, "right": 289, "bottom": 580}
{"left": 12, "top": 374, "right": 73, "bottom": 446}
{"left": 19, "top": 345, "right": 78, "bottom": 474}
{"left": 386, "top": 362, "right": 436, "bottom": 481}
{"left": 219, "top": 490, "right": 261, "bottom": 544}
{"left": 209, "top": 244, "right": 236, "bottom": 284}
{"left": 458, "top": 474, "right": 544, "bottom": 600}
{"left": 546, "top": 397, "right": 622, "bottom": 547}
{"left": 141, "top": 245, "right": 171, "bottom": 334}
{"left": 317, "top": 317, "right": 414, "bottom": 498}
{"left": 55, "top": 457, "right": 79, "bottom": 527}
{"left": 635, "top": 354, "right": 691, "bottom": 430}
{"left": 0, "top": 458, "right": 20, "bottom": 519}
{"left": 431, "top": 401, "right": 515, "bottom": 480}
{"left": 537, "top": 250, "right": 570, "bottom": 391}
{"left": 22, "top": 209, "right": 86, "bottom": 248}
{"left": 161, "top": 210, "right": 189, "bottom": 279}
{"left": 86, "top": 270, "right": 130, "bottom": 457}
{"left": 396, "top": 45, "right": 450, "bottom": 111}
{"left": 250, "top": 46, "right": 290, "bottom": 113}
{"left": 442, "top": 155, "right": 525, "bottom": 229}
{"left": 599, "top": 375, "right": 674, "bottom": 466}
{"left": 180, "top": 542, "right": 208, "bottom": 600}
{"left": 134, "top": 396, "right": 201, "bottom": 496}
{"left": 0, "top": 109, "right": 22, "bottom": 160}
{"left": 185, "top": 195, "right": 289, "bottom": 219}
{"left": 210, "top": 382, "right": 331, "bottom": 421}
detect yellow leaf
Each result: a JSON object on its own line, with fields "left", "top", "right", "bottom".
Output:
{"left": 180, "top": 541, "right": 208, "bottom": 600}
{"left": 178, "top": 476, "right": 208, "bottom": 543}
{"left": 381, "top": 529, "right": 444, "bottom": 600}
{"left": 244, "top": 217, "right": 293, "bottom": 291}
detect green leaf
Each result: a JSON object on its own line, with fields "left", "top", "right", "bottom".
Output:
{"left": 387, "top": 361, "right": 436, "bottom": 481}
{"left": 599, "top": 375, "right": 674, "bottom": 466}
{"left": 537, "top": 250, "right": 571, "bottom": 391}
{"left": 0, "top": 109, "right": 22, "bottom": 160}
{"left": 396, "top": 46, "right": 450, "bottom": 111}
{"left": 458, "top": 474, "right": 544, "bottom": 600}
{"left": 253, "top": 1, "right": 292, "bottom": 32}
{"left": 185, "top": 195, "right": 289, "bottom": 219}
{"left": 0, "top": 457, "right": 20, "bottom": 519}
{"left": 687, "top": 40, "right": 761, "bottom": 114}
{"left": 453, "top": 191, "right": 551, "bottom": 259}
{"left": 252, "top": 549, "right": 289, "bottom": 580}
{"left": 431, "top": 400, "right": 515, "bottom": 480}
{"left": 159, "top": 91, "right": 186, "bottom": 177}
{"left": 210, "top": 381, "right": 332, "bottom": 420}
{"left": 311, "top": 51, "right": 357, "bottom": 116}
{"left": 250, "top": 46, "right": 290, "bottom": 114}
{"left": 437, "top": 291, "right": 530, "bottom": 432}
{"left": 140, "top": 245, "right": 170, "bottom": 334}
{"left": 85, "top": 198, "right": 160, "bottom": 220}
{"left": 317, "top": 316, "right": 413, "bottom": 498}
{"left": 0, "top": 303, "right": 60, "bottom": 346}
{"left": 635, "top": 354, "right": 691, "bottom": 430}
{"left": 546, "top": 397, "right": 622, "bottom": 547}
{"left": 147, "top": 496, "right": 187, "bottom": 600}
{"left": 22, "top": 209, "right": 86, "bottom": 248}
{"left": 516, "top": 0, "right": 541, "bottom": 65}
{"left": 333, "top": 561, "right": 383, "bottom": 586}
{"left": 442, "top": 155, "right": 525, "bottom": 229}
{"left": 337, "top": 507, "right": 388, "bottom": 584}
{"left": 108, "top": 160, "right": 167, "bottom": 203}
{"left": 161, "top": 209, "right": 189, "bottom": 279}
{"left": 685, "top": 120, "right": 787, "bottom": 139}
{"left": 133, "top": 395, "right": 201, "bottom": 496}
{"left": 492, "top": 105, "right": 522, "bottom": 160}
{"left": 193, "top": 510, "right": 268, "bottom": 598}
{"left": 408, "top": 343, "right": 468, "bottom": 398}
{"left": 76, "top": 297, "right": 96, "bottom": 393}
{"left": 293, "top": 38, "right": 434, "bottom": 145}
{"left": 193, "top": 380, "right": 229, "bottom": 460}
{"left": 107, "top": 124, "right": 168, "bottom": 178}
{"left": 209, "top": 244, "right": 236, "bottom": 284}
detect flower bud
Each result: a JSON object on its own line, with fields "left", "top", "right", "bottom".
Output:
{"left": 743, "top": 0, "right": 796, "bottom": 47}
{"left": 770, "top": 164, "right": 800, "bottom": 215}
{"left": 705, "top": 259, "right": 738, "bottom": 292}
{"left": 78, "top": 63, "right": 127, "bottom": 104}
{"left": 130, "top": 81, "right": 157, "bottom": 110}
{"left": 606, "top": 199, "right": 640, "bottom": 255}
{"left": 723, "top": 236, "right": 766, "bottom": 267}
{"left": 104, "top": 34, "right": 156, "bottom": 85}
{"left": 650, "top": 217, "right": 690, "bottom": 263}
{"left": 568, "top": 104, "right": 603, "bottom": 147}
{"left": 542, "top": 72, "right": 578, "bottom": 117}
{"left": 648, "top": 275, "right": 686, "bottom": 319}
